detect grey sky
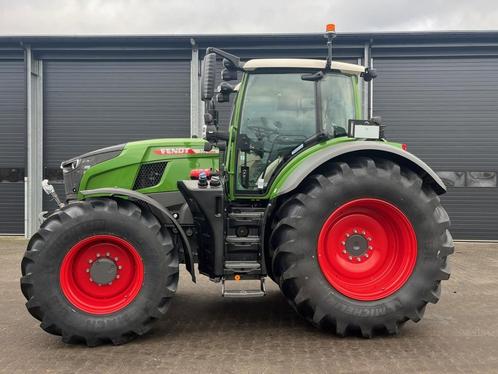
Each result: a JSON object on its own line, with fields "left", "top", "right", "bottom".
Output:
{"left": 0, "top": 0, "right": 497, "bottom": 35}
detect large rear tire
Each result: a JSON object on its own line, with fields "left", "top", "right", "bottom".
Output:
{"left": 20, "top": 198, "right": 179, "bottom": 346}
{"left": 270, "top": 157, "right": 454, "bottom": 337}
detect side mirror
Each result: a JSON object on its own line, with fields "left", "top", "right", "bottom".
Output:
{"left": 201, "top": 53, "right": 217, "bottom": 101}
{"left": 221, "top": 58, "right": 238, "bottom": 81}
{"left": 216, "top": 93, "right": 230, "bottom": 103}
{"left": 218, "top": 82, "right": 235, "bottom": 94}
{"left": 222, "top": 68, "right": 238, "bottom": 81}
{"left": 362, "top": 67, "right": 377, "bottom": 82}
{"left": 216, "top": 82, "right": 235, "bottom": 103}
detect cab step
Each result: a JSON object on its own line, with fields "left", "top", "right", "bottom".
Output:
{"left": 221, "top": 277, "right": 266, "bottom": 298}
{"left": 224, "top": 261, "right": 261, "bottom": 272}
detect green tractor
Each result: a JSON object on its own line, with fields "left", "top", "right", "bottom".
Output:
{"left": 21, "top": 27, "right": 453, "bottom": 346}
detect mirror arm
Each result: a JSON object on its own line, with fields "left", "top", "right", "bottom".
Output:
{"left": 206, "top": 47, "right": 244, "bottom": 70}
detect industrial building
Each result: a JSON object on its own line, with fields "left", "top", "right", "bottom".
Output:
{"left": 0, "top": 31, "right": 496, "bottom": 239}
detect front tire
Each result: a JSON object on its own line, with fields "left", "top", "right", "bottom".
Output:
{"left": 270, "top": 157, "right": 454, "bottom": 337}
{"left": 20, "top": 198, "right": 179, "bottom": 346}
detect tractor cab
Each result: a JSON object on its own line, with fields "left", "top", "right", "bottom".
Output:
{"left": 199, "top": 47, "right": 373, "bottom": 197}
{"left": 231, "top": 59, "right": 363, "bottom": 193}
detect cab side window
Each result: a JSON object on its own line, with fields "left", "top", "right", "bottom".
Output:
{"left": 321, "top": 74, "right": 356, "bottom": 135}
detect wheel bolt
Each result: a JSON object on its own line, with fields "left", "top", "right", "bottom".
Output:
{"left": 368, "top": 245, "right": 373, "bottom": 250}
{"left": 353, "top": 229, "right": 358, "bottom": 233}
{"left": 118, "top": 265, "right": 123, "bottom": 270}
{"left": 341, "top": 241, "right": 346, "bottom": 245}
{"left": 114, "top": 257, "right": 119, "bottom": 261}
{"left": 108, "top": 282, "right": 112, "bottom": 285}
{"left": 342, "top": 249, "right": 347, "bottom": 254}
{"left": 98, "top": 284, "right": 102, "bottom": 287}
{"left": 116, "top": 275, "right": 120, "bottom": 279}
{"left": 96, "top": 253, "right": 101, "bottom": 258}
{"left": 365, "top": 254, "right": 369, "bottom": 258}
{"left": 346, "top": 233, "right": 350, "bottom": 237}
{"left": 86, "top": 268, "right": 90, "bottom": 273}
{"left": 88, "top": 259, "right": 93, "bottom": 264}
{"left": 367, "top": 237, "right": 372, "bottom": 241}
{"left": 89, "top": 278, "right": 93, "bottom": 282}
{"left": 356, "top": 257, "right": 361, "bottom": 262}
{"left": 362, "top": 231, "right": 366, "bottom": 235}
{"left": 106, "top": 252, "right": 110, "bottom": 257}
{"left": 348, "top": 256, "right": 353, "bottom": 261}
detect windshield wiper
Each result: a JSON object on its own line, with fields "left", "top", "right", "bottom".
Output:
{"left": 286, "top": 132, "right": 330, "bottom": 159}
{"left": 301, "top": 71, "right": 325, "bottom": 81}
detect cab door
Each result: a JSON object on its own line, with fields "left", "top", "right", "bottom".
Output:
{"left": 233, "top": 72, "right": 318, "bottom": 195}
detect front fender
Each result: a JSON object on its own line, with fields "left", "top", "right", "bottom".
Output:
{"left": 273, "top": 141, "right": 446, "bottom": 197}
{"left": 80, "top": 187, "right": 196, "bottom": 282}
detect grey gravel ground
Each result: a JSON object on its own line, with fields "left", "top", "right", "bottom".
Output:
{"left": 0, "top": 237, "right": 497, "bottom": 374}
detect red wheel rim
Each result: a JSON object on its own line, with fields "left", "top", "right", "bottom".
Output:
{"left": 60, "top": 235, "right": 144, "bottom": 314}
{"left": 317, "top": 198, "right": 417, "bottom": 301}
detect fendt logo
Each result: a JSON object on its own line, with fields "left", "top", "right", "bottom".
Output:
{"left": 153, "top": 148, "right": 218, "bottom": 156}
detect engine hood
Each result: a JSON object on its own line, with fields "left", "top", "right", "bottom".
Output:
{"left": 75, "top": 138, "right": 219, "bottom": 198}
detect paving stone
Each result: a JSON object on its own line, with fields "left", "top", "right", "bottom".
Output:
{"left": 1, "top": 238, "right": 497, "bottom": 373}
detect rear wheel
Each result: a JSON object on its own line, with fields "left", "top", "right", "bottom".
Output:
{"left": 21, "top": 198, "right": 179, "bottom": 346}
{"left": 270, "top": 157, "right": 454, "bottom": 337}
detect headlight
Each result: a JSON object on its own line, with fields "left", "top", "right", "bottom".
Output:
{"left": 61, "top": 158, "right": 81, "bottom": 172}
{"left": 60, "top": 144, "right": 125, "bottom": 200}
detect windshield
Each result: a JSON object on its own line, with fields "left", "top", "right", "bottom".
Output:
{"left": 236, "top": 72, "right": 356, "bottom": 193}
{"left": 237, "top": 73, "right": 316, "bottom": 191}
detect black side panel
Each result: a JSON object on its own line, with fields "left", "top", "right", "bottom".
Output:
{"left": 178, "top": 180, "right": 224, "bottom": 278}
{"left": 0, "top": 59, "right": 25, "bottom": 234}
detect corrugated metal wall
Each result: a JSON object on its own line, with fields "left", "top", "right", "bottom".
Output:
{"left": 0, "top": 59, "right": 25, "bottom": 234}
{"left": 0, "top": 35, "right": 497, "bottom": 239}
{"left": 42, "top": 59, "right": 191, "bottom": 210}
{"left": 373, "top": 57, "right": 498, "bottom": 240}
{"left": 44, "top": 60, "right": 191, "bottom": 165}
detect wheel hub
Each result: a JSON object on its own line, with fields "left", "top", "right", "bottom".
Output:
{"left": 90, "top": 258, "right": 117, "bottom": 285}
{"left": 317, "top": 198, "right": 418, "bottom": 301}
{"left": 60, "top": 235, "right": 144, "bottom": 315}
{"left": 345, "top": 234, "right": 368, "bottom": 257}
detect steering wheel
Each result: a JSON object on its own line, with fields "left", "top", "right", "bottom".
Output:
{"left": 247, "top": 117, "right": 280, "bottom": 140}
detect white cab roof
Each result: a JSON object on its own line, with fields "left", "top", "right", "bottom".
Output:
{"left": 243, "top": 59, "right": 365, "bottom": 75}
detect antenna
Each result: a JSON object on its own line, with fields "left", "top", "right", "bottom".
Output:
{"left": 324, "top": 23, "right": 336, "bottom": 70}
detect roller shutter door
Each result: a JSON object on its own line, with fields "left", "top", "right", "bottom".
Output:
{"left": 43, "top": 59, "right": 190, "bottom": 209}
{"left": 0, "top": 60, "right": 25, "bottom": 234}
{"left": 373, "top": 57, "right": 498, "bottom": 240}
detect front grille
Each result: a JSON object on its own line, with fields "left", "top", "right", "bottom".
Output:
{"left": 133, "top": 162, "right": 167, "bottom": 190}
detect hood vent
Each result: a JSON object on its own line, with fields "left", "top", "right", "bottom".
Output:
{"left": 133, "top": 162, "right": 167, "bottom": 190}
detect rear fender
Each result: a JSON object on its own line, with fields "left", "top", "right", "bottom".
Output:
{"left": 80, "top": 187, "right": 196, "bottom": 282}
{"left": 275, "top": 141, "right": 446, "bottom": 197}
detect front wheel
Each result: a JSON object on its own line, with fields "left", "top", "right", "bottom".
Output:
{"left": 20, "top": 198, "right": 179, "bottom": 346}
{"left": 270, "top": 157, "right": 454, "bottom": 337}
